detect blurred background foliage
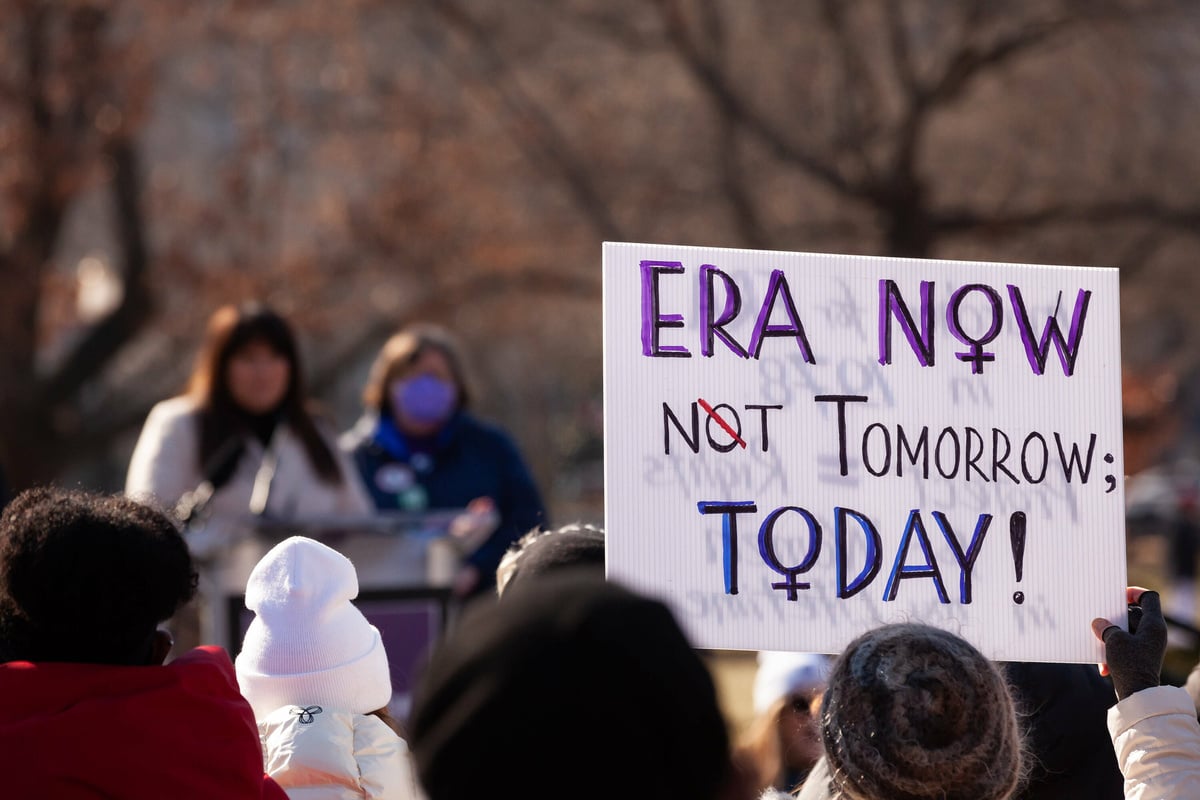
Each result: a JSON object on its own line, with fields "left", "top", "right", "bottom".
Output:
{"left": 4, "top": 0, "right": 1200, "bottom": 534}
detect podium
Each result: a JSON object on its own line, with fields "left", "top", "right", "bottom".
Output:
{"left": 192, "top": 510, "right": 463, "bottom": 717}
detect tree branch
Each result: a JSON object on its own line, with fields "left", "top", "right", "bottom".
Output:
{"left": 818, "top": 0, "right": 882, "bottom": 184}
{"left": 1112, "top": 229, "right": 1166, "bottom": 276}
{"left": 935, "top": 199, "right": 1200, "bottom": 237}
{"left": 922, "top": 15, "right": 1074, "bottom": 107}
{"left": 883, "top": 0, "right": 918, "bottom": 97}
{"left": 655, "top": 0, "right": 859, "bottom": 197}
{"left": 694, "top": 0, "right": 772, "bottom": 248}
{"left": 0, "top": 2, "right": 63, "bottom": 385}
{"left": 42, "top": 138, "right": 153, "bottom": 405}
{"left": 431, "top": 267, "right": 601, "bottom": 307}
{"left": 427, "top": 0, "right": 627, "bottom": 242}
{"left": 716, "top": 107, "right": 772, "bottom": 249}
{"left": 873, "top": 9, "right": 1078, "bottom": 216}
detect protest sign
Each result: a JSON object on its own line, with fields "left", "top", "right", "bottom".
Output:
{"left": 603, "top": 241, "right": 1126, "bottom": 662}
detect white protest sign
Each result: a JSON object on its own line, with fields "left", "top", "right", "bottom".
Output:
{"left": 603, "top": 242, "right": 1127, "bottom": 662}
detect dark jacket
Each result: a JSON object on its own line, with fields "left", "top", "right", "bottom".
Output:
{"left": 1002, "top": 662, "right": 1124, "bottom": 800}
{"left": 345, "top": 412, "right": 546, "bottom": 590}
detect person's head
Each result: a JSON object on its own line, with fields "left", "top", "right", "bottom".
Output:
{"left": 818, "top": 624, "right": 1024, "bottom": 800}
{"left": 495, "top": 523, "right": 605, "bottom": 596}
{"left": 235, "top": 536, "right": 392, "bottom": 720}
{"left": 188, "top": 303, "right": 300, "bottom": 418}
{"left": 410, "top": 572, "right": 752, "bottom": 800}
{"left": 363, "top": 324, "right": 473, "bottom": 436}
{"left": 186, "top": 303, "right": 343, "bottom": 483}
{"left": 739, "top": 652, "right": 830, "bottom": 790}
{"left": 0, "top": 488, "right": 197, "bottom": 666}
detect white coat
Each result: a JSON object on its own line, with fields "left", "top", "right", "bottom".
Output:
{"left": 259, "top": 705, "right": 420, "bottom": 800}
{"left": 1108, "top": 685, "right": 1200, "bottom": 800}
{"left": 126, "top": 396, "right": 373, "bottom": 531}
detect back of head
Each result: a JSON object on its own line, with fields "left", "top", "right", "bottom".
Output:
{"left": 496, "top": 523, "right": 605, "bottom": 596}
{"left": 410, "top": 572, "right": 733, "bottom": 800}
{"left": 819, "top": 623, "right": 1023, "bottom": 800}
{"left": 0, "top": 488, "right": 196, "bottom": 665}
{"left": 235, "top": 536, "right": 392, "bottom": 719}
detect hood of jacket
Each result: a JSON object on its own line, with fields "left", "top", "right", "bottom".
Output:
{"left": 0, "top": 646, "right": 284, "bottom": 800}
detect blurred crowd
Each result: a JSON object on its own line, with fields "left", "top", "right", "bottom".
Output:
{"left": 2, "top": 487, "right": 1200, "bottom": 799}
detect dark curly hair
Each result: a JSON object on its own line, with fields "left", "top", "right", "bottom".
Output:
{"left": 0, "top": 488, "right": 198, "bottom": 665}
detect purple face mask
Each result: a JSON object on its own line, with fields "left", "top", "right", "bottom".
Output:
{"left": 391, "top": 375, "right": 457, "bottom": 427}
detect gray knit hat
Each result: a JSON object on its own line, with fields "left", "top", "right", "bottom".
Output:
{"left": 819, "top": 624, "right": 1023, "bottom": 800}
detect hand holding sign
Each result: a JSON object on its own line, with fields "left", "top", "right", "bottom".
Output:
{"left": 1092, "top": 587, "right": 1167, "bottom": 700}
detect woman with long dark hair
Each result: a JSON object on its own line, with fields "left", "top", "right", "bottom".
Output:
{"left": 126, "top": 303, "right": 371, "bottom": 534}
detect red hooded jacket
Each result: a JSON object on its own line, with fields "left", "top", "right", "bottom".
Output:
{"left": 0, "top": 646, "right": 286, "bottom": 799}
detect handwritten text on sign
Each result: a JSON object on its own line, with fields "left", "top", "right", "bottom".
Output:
{"left": 603, "top": 242, "right": 1126, "bottom": 662}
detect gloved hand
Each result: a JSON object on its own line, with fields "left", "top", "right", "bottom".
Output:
{"left": 1091, "top": 587, "right": 1167, "bottom": 701}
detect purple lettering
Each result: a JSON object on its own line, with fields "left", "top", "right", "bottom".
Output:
{"left": 878, "top": 279, "right": 935, "bottom": 367}
{"left": 883, "top": 510, "right": 950, "bottom": 603}
{"left": 748, "top": 269, "right": 815, "bottom": 362}
{"left": 947, "top": 284, "right": 1002, "bottom": 375}
{"left": 640, "top": 260, "right": 691, "bottom": 358}
{"left": 700, "top": 265, "right": 748, "bottom": 358}
{"left": 1008, "top": 286, "right": 1092, "bottom": 376}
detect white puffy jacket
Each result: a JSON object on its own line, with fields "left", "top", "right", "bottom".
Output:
{"left": 1108, "top": 685, "right": 1200, "bottom": 800}
{"left": 259, "top": 705, "right": 421, "bottom": 800}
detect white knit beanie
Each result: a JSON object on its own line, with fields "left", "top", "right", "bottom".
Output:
{"left": 753, "top": 651, "right": 831, "bottom": 715}
{"left": 235, "top": 536, "right": 392, "bottom": 719}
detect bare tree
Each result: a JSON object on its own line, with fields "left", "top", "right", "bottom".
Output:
{"left": 0, "top": 1, "right": 154, "bottom": 485}
{"left": 417, "top": 0, "right": 1200, "bottom": 358}
{"left": 7, "top": 0, "right": 1200, "bottom": 510}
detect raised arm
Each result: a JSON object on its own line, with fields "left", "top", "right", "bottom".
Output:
{"left": 1093, "top": 588, "right": 1200, "bottom": 799}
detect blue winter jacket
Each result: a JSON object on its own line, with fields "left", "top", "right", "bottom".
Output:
{"left": 345, "top": 412, "right": 546, "bottom": 591}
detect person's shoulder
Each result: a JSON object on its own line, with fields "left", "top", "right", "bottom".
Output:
{"left": 144, "top": 395, "right": 201, "bottom": 428}
{"left": 456, "top": 413, "right": 518, "bottom": 447}
{"left": 153, "top": 394, "right": 199, "bottom": 415}
{"left": 352, "top": 711, "right": 406, "bottom": 745}
{"left": 167, "top": 645, "right": 238, "bottom": 686}
{"left": 154, "top": 647, "right": 271, "bottom": 724}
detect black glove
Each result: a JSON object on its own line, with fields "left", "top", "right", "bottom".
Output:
{"left": 1100, "top": 590, "right": 1167, "bottom": 701}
